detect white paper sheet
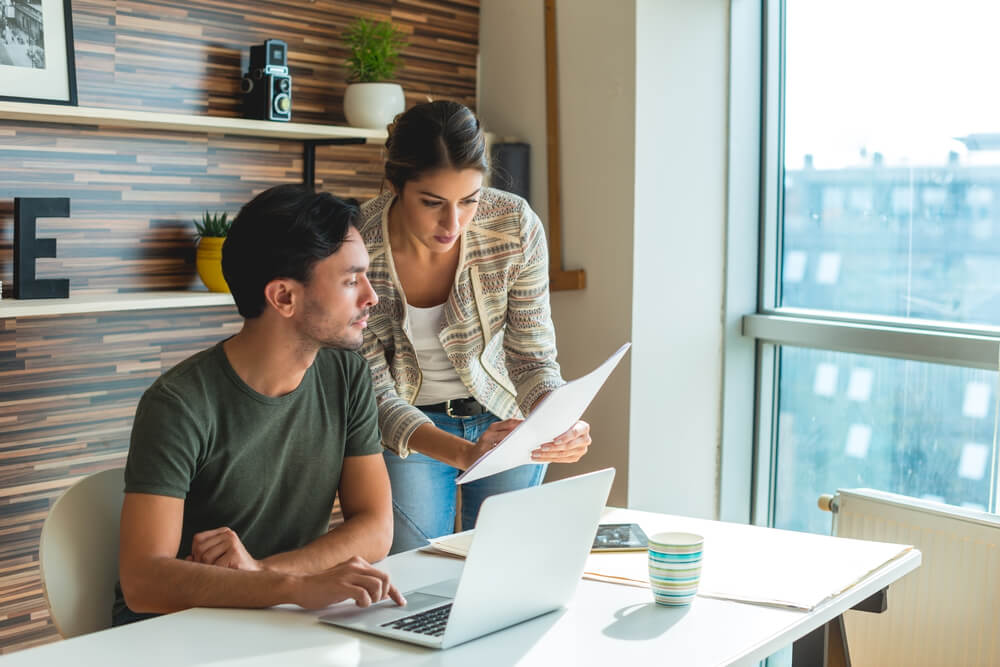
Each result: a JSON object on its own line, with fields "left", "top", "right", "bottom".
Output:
{"left": 585, "top": 509, "right": 914, "bottom": 610}
{"left": 456, "top": 343, "right": 631, "bottom": 484}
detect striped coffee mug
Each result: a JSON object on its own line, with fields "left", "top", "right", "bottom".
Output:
{"left": 648, "top": 532, "right": 704, "bottom": 606}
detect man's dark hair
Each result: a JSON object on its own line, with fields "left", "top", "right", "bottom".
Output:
{"left": 222, "top": 184, "right": 359, "bottom": 319}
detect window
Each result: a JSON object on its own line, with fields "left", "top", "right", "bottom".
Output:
{"left": 774, "top": 347, "right": 997, "bottom": 533}
{"left": 782, "top": 1, "right": 1000, "bottom": 325}
{"left": 745, "top": 0, "right": 1000, "bottom": 534}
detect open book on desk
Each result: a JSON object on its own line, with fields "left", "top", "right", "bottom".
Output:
{"left": 456, "top": 342, "right": 631, "bottom": 485}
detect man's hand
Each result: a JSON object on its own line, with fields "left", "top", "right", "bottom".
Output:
{"left": 531, "top": 420, "right": 591, "bottom": 463}
{"left": 293, "top": 556, "right": 406, "bottom": 610}
{"left": 462, "top": 418, "right": 522, "bottom": 469}
{"left": 188, "top": 527, "right": 262, "bottom": 571}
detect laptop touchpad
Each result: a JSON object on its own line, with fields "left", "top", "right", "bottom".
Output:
{"left": 319, "top": 590, "right": 450, "bottom": 626}
{"left": 395, "top": 591, "right": 452, "bottom": 612}
{"left": 414, "top": 578, "right": 460, "bottom": 599}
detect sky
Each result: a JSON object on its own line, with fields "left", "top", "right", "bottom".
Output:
{"left": 785, "top": 1, "right": 1000, "bottom": 169}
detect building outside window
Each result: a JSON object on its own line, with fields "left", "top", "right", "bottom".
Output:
{"left": 745, "top": 0, "right": 1000, "bottom": 535}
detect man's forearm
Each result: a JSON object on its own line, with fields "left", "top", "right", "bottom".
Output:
{"left": 261, "top": 510, "right": 392, "bottom": 575}
{"left": 121, "top": 556, "right": 300, "bottom": 614}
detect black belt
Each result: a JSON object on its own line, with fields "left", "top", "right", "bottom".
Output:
{"left": 417, "top": 397, "right": 488, "bottom": 418}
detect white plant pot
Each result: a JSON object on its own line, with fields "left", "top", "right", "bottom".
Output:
{"left": 343, "top": 83, "right": 405, "bottom": 130}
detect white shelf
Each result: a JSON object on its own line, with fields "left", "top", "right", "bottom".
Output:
{"left": 0, "top": 102, "right": 375, "bottom": 320}
{"left": 0, "top": 101, "right": 387, "bottom": 142}
{"left": 0, "top": 291, "right": 235, "bottom": 318}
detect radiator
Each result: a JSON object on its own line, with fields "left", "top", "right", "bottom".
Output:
{"left": 828, "top": 488, "right": 1000, "bottom": 667}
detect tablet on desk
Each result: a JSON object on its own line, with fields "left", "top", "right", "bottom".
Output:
{"left": 592, "top": 523, "right": 648, "bottom": 552}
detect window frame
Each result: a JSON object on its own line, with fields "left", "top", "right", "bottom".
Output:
{"left": 734, "top": 0, "right": 1000, "bottom": 524}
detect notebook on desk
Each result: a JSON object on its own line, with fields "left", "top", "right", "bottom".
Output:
{"left": 318, "top": 468, "right": 615, "bottom": 649}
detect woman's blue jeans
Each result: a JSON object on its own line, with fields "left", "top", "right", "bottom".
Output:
{"left": 384, "top": 410, "right": 546, "bottom": 554}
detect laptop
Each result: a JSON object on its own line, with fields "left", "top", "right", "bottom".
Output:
{"left": 319, "top": 467, "right": 615, "bottom": 649}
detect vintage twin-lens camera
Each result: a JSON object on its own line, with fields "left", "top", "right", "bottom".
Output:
{"left": 240, "top": 39, "right": 292, "bottom": 122}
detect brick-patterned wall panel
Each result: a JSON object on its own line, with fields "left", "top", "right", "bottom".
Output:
{"left": 0, "top": 126, "right": 385, "bottom": 294}
{"left": 0, "top": 0, "right": 479, "bottom": 295}
{"left": 0, "top": 306, "right": 243, "bottom": 652}
{"left": 72, "top": 0, "right": 478, "bottom": 122}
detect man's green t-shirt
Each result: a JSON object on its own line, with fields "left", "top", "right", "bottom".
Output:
{"left": 114, "top": 342, "right": 381, "bottom": 616}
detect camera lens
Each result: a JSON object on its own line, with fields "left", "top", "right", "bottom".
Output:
{"left": 278, "top": 78, "right": 290, "bottom": 93}
{"left": 274, "top": 94, "right": 290, "bottom": 114}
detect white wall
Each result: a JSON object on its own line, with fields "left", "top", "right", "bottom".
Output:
{"left": 479, "top": 0, "right": 730, "bottom": 515}
{"left": 627, "top": 0, "right": 730, "bottom": 519}
{"left": 539, "top": 2, "right": 637, "bottom": 507}
{"left": 477, "top": 0, "right": 550, "bottom": 226}
{"left": 479, "top": 0, "right": 636, "bottom": 507}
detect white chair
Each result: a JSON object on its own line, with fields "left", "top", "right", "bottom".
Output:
{"left": 39, "top": 467, "right": 125, "bottom": 638}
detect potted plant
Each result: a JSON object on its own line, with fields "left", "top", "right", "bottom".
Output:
{"left": 342, "top": 17, "right": 408, "bottom": 129}
{"left": 193, "top": 212, "right": 231, "bottom": 293}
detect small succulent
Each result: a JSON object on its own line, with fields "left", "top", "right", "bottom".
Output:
{"left": 193, "top": 212, "right": 231, "bottom": 238}
{"left": 343, "top": 17, "right": 407, "bottom": 83}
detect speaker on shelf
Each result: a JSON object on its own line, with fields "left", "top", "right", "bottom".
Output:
{"left": 241, "top": 39, "right": 292, "bottom": 122}
{"left": 490, "top": 142, "right": 530, "bottom": 203}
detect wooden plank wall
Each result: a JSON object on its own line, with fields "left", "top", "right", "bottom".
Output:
{"left": 0, "top": 130, "right": 386, "bottom": 293}
{"left": 0, "top": 307, "right": 244, "bottom": 650}
{"left": 1, "top": 0, "right": 479, "bottom": 294}
{"left": 0, "top": 0, "right": 479, "bottom": 653}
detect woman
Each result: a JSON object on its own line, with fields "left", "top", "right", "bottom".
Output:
{"left": 358, "top": 100, "right": 591, "bottom": 554}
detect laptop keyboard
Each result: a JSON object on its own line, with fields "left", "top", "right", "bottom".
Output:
{"left": 380, "top": 603, "right": 453, "bottom": 637}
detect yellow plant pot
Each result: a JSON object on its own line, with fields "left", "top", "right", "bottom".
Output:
{"left": 196, "top": 237, "right": 230, "bottom": 293}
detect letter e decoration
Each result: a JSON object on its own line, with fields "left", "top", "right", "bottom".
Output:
{"left": 13, "top": 197, "right": 71, "bottom": 299}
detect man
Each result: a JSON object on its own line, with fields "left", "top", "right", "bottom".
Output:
{"left": 115, "top": 184, "right": 405, "bottom": 625}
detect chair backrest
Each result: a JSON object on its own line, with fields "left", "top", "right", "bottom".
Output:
{"left": 39, "top": 467, "right": 125, "bottom": 638}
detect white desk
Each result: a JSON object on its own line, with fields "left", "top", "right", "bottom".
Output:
{"left": 5, "top": 510, "right": 920, "bottom": 667}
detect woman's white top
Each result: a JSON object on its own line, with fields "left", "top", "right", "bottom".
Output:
{"left": 405, "top": 303, "right": 470, "bottom": 405}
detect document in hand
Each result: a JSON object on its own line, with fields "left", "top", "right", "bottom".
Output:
{"left": 456, "top": 342, "right": 631, "bottom": 485}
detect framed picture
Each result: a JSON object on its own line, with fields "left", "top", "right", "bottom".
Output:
{"left": 0, "top": 0, "right": 77, "bottom": 105}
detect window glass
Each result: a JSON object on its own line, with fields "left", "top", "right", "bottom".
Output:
{"left": 781, "top": 1, "right": 1000, "bottom": 325}
{"left": 773, "top": 346, "right": 998, "bottom": 534}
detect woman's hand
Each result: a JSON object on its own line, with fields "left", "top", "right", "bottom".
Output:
{"left": 462, "top": 418, "right": 522, "bottom": 469}
{"left": 531, "top": 420, "right": 591, "bottom": 463}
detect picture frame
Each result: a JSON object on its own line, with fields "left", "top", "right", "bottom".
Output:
{"left": 0, "top": 0, "right": 77, "bottom": 105}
